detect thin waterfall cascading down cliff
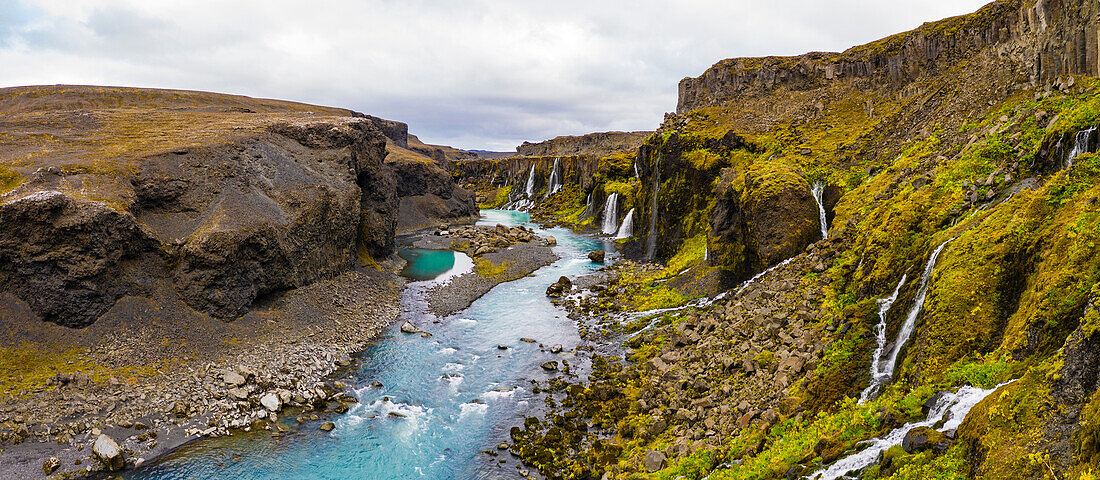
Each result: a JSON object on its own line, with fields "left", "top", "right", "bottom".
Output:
{"left": 545, "top": 158, "right": 562, "bottom": 197}
{"left": 812, "top": 380, "right": 1016, "bottom": 480}
{"left": 615, "top": 208, "right": 635, "bottom": 239}
{"left": 1066, "top": 126, "right": 1097, "bottom": 168}
{"left": 524, "top": 164, "right": 537, "bottom": 198}
{"left": 859, "top": 274, "right": 908, "bottom": 403}
{"left": 811, "top": 182, "right": 828, "bottom": 240}
{"left": 863, "top": 239, "right": 952, "bottom": 401}
{"left": 644, "top": 153, "right": 662, "bottom": 261}
{"left": 502, "top": 164, "right": 539, "bottom": 211}
{"left": 580, "top": 194, "right": 594, "bottom": 220}
{"left": 601, "top": 193, "right": 620, "bottom": 234}
{"left": 633, "top": 161, "right": 640, "bottom": 179}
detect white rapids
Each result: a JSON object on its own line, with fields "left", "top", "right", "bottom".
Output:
{"left": 811, "top": 380, "right": 1015, "bottom": 480}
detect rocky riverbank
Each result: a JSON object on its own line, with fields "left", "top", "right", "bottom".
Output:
{"left": 505, "top": 238, "right": 841, "bottom": 478}
{"left": 413, "top": 224, "right": 559, "bottom": 317}
{"left": 0, "top": 265, "right": 405, "bottom": 479}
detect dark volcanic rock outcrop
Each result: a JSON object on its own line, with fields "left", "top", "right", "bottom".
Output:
{"left": 385, "top": 144, "right": 478, "bottom": 233}
{"left": 0, "top": 191, "right": 160, "bottom": 327}
{"left": 0, "top": 85, "right": 458, "bottom": 326}
{"left": 677, "top": 0, "right": 1100, "bottom": 113}
{"left": 517, "top": 131, "right": 651, "bottom": 158}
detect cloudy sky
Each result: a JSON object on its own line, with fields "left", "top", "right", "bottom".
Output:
{"left": 0, "top": 1, "right": 991, "bottom": 150}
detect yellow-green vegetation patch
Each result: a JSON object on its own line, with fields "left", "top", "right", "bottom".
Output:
{"left": 0, "top": 164, "right": 22, "bottom": 195}
{"left": 480, "top": 185, "right": 512, "bottom": 209}
{"left": 0, "top": 343, "right": 155, "bottom": 401}
{"left": 665, "top": 233, "right": 707, "bottom": 274}
{"left": 956, "top": 361, "right": 1058, "bottom": 479}
{"left": 474, "top": 257, "right": 512, "bottom": 279}
{"left": 610, "top": 234, "right": 712, "bottom": 312}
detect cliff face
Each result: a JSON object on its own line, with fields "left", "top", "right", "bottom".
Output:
{"left": 516, "top": 131, "right": 651, "bottom": 158}
{"left": 0, "top": 85, "right": 471, "bottom": 327}
{"left": 677, "top": 0, "right": 1098, "bottom": 115}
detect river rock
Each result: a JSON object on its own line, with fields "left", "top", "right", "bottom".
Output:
{"left": 261, "top": 392, "right": 282, "bottom": 412}
{"left": 401, "top": 321, "right": 421, "bottom": 333}
{"left": 541, "top": 361, "right": 559, "bottom": 371}
{"left": 546, "top": 276, "right": 572, "bottom": 297}
{"left": 550, "top": 344, "right": 563, "bottom": 354}
{"left": 319, "top": 422, "right": 335, "bottom": 432}
{"left": 588, "top": 250, "right": 605, "bottom": 263}
{"left": 545, "top": 236, "right": 557, "bottom": 246}
{"left": 93, "top": 434, "right": 125, "bottom": 471}
{"left": 644, "top": 450, "right": 666, "bottom": 472}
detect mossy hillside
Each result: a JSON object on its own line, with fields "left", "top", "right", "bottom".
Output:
{"left": 479, "top": 184, "right": 513, "bottom": 209}
{"left": 634, "top": 129, "right": 765, "bottom": 262}
{"left": 514, "top": 70, "right": 1100, "bottom": 478}
{"left": 606, "top": 234, "right": 713, "bottom": 312}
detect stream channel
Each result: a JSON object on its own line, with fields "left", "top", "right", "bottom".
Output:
{"left": 125, "top": 209, "right": 614, "bottom": 479}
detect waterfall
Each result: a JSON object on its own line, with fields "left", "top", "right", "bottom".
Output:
{"left": 644, "top": 154, "right": 662, "bottom": 261}
{"left": 545, "top": 158, "right": 562, "bottom": 197}
{"left": 811, "top": 182, "right": 828, "bottom": 240}
{"left": 524, "top": 164, "right": 536, "bottom": 198}
{"left": 580, "top": 194, "right": 593, "bottom": 219}
{"left": 633, "top": 161, "right": 640, "bottom": 179}
{"left": 878, "top": 239, "right": 953, "bottom": 387}
{"left": 811, "top": 380, "right": 1015, "bottom": 480}
{"left": 601, "top": 193, "right": 619, "bottom": 234}
{"left": 615, "top": 208, "right": 635, "bottom": 239}
{"left": 1066, "top": 126, "right": 1097, "bottom": 168}
{"left": 859, "top": 274, "right": 908, "bottom": 403}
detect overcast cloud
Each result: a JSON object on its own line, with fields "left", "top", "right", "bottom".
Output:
{"left": 0, "top": 0, "right": 990, "bottom": 150}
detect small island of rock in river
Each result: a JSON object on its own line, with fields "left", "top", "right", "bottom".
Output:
{"left": 3, "top": 0, "right": 1100, "bottom": 479}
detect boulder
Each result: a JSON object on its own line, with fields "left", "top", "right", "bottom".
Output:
{"left": 93, "top": 434, "right": 125, "bottom": 471}
{"left": 902, "top": 426, "right": 951, "bottom": 454}
{"left": 261, "top": 392, "right": 282, "bottom": 412}
{"left": 319, "top": 422, "right": 335, "bottom": 432}
{"left": 644, "top": 450, "right": 667, "bottom": 473}
{"left": 541, "top": 361, "right": 559, "bottom": 371}
{"left": 588, "top": 250, "right": 605, "bottom": 263}
{"left": 546, "top": 276, "right": 573, "bottom": 297}
{"left": 545, "top": 236, "right": 557, "bottom": 246}
{"left": 708, "top": 163, "right": 820, "bottom": 276}
{"left": 400, "top": 321, "right": 422, "bottom": 333}
{"left": 43, "top": 457, "right": 60, "bottom": 474}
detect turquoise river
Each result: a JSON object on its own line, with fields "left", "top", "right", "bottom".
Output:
{"left": 125, "top": 210, "right": 614, "bottom": 480}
